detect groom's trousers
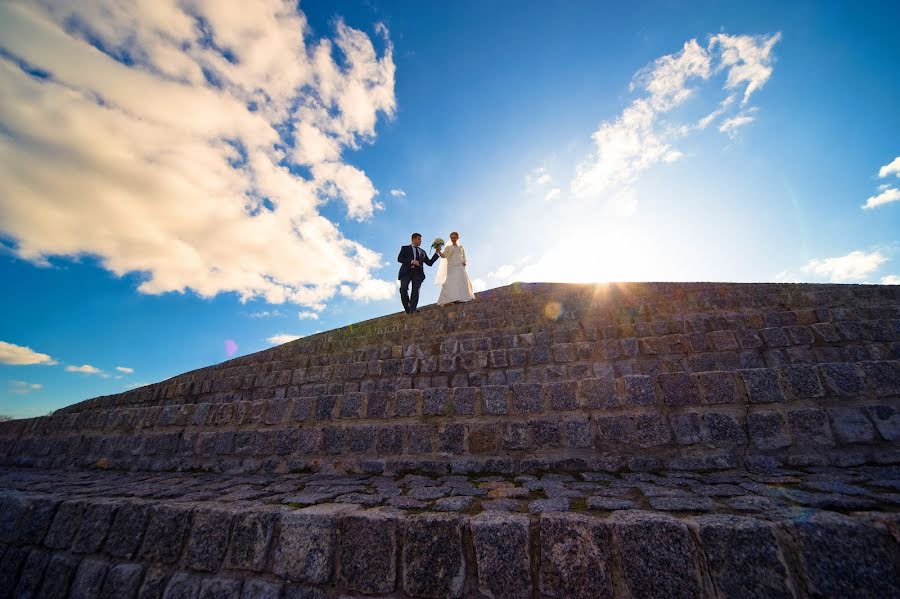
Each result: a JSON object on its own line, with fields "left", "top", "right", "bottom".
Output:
{"left": 399, "top": 274, "right": 423, "bottom": 313}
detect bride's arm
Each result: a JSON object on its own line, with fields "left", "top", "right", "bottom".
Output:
{"left": 461, "top": 245, "right": 467, "bottom": 266}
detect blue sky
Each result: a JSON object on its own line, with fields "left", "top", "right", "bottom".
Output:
{"left": 1, "top": 0, "right": 898, "bottom": 418}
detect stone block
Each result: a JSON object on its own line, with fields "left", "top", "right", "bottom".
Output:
{"left": 339, "top": 393, "right": 363, "bottom": 419}
{"left": 785, "top": 511, "right": 899, "bottom": 598}
{"left": 105, "top": 502, "right": 151, "bottom": 558}
{"left": 272, "top": 505, "right": 351, "bottom": 583}
{"left": 39, "top": 553, "right": 79, "bottom": 599}
{"left": 740, "top": 369, "right": 786, "bottom": 403}
{"left": 481, "top": 386, "right": 509, "bottom": 414}
{"left": 707, "top": 330, "right": 739, "bottom": 351}
{"left": 322, "top": 426, "right": 346, "bottom": 454}
{"left": 44, "top": 499, "right": 86, "bottom": 549}
{"left": 241, "top": 579, "right": 282, "bottom": 599}
{"left": 197, "top": 577, "right": 241, "bottom": 599}
{"left": 531, "top": 418, "right": 562, "bottom": 447}
{"left": 140, "top": 504, "right": 193, "bottom": 564}
{"left": 748, "top": 411, "right": 791, "bottom": 449}
{"left": 670, "top": 413, "right": 702, "bottom": 445}
{"left": 861, "top": 360, "right": 900, "bottom": 396}
{"left": 162, "top": 572, "right": 201, "bottom": 599}
{"left": 613, "top": 511, "right": 702, "bottom": 599}
{"left": 564, "top": 417, "right": 593, "bottom": 448}
{"left": 338, "top": 510, "right": 397, "bottom": 594}
{"left": 500, "top": 422, "right": 531, "bottom": 451}
{"left": 70, "top": 557, "right": 109, "bottom": 599}
{"left": 395, "top": 389, "right": 422, "bottom": 417}
{"left": 347, "top": 426, "right": 374, "bottom": 453}
{"left": 828, "top": 407, "right": 876, "bottom": 444}
{"left": 227, "top": 511, "right": 274, "bottom": 572}
{"left": 468, "top": 423, "right": 499, "bottom": 453}
{"left": 694, "top": 515, "right": 791, "bottom": 599}
{"left": 376, "top": 426, "right": 403, "bottom": 455}
{"left": 15, "top": 548, "right": 49, "bottom": 598}
{"left": 778, "top": 364, "right": 824, "bottom": 399}
{"left": 72, "top": 501, "right": 118, "bottom": 554}
{"left": 185, "top": 506, "right": 234, "bottom": 572}
{"left": 818, "top": 362, "right": 865, "bottom": 396}
{"left": 866, "top": 404, "right": 900, "bottom": 440}
{"left": 512, "top": 383, "right": 544, "bottom": 414}
{"left": 547, "top": 382, "right": 577, "bottom": 410}
{"left": 596, "top": 415, "right": 634, "bottom": 445}
{"left": 633, "top": 413, "right": 672, "bottom": 447}
{"left": 0, "top": 546, "right": 28, "bottom": 597}
{"left": 100, "top": 563, "right": 145, "bottom": 599}
{"left": 438, "top": 423, "right": 465, "bottom": 454}
{"left": 657, "top": 373, "right": 700, "bottom": 407}
{"left": 540, "top": 513, "right": 614, "bottom": 599}
{"left": 451, "top": 387, "right": 476, "bottom": 415}
{"left": 787, "top": 409, "right": 835, "bottom": 447}
{"left": 620, "top": 375, "right": 656, "bottom": 406}
{"left": 760, "top": 327, "right": 790, "bottom": 347}
{"left": 471, "top": 512, "right": 532, "bottom": 599}
{"left": 579, "top": 378, "right": 616, "bottom": 409}
{"left": 701, "top": 412, "right": 746, "bottom": 446}
{"left": 405, "top": 424, "right": 435, "bottom": 454}
{"left": 17, "top": 495, "right": 57, "bottom": 545}
{"left": 402, "top": 514, "right": 465, "bottom": 598}
{"left": 424, "top": 388, "right": 450, "bottom": 415}
{"left": 697, "top": 371, "right": 740, "bottom": 404}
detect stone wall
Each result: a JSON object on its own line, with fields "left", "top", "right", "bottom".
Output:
{"left": 2, "top": 487, "right": 898, "bottom": 599}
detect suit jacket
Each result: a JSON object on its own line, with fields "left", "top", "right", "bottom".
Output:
{"left": 397, "top": 244, "right": 439, "bottom": 281}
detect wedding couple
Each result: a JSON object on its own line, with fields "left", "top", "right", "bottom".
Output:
{"left": 397, "top": 232, "right": 475, "bottom": 313}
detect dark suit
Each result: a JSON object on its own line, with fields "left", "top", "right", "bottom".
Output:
{"left": 397, "top": 244, "right": 439, "bottom": 313}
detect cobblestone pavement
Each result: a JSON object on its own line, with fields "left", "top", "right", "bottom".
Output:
{"left": 3, "top": 464, "right": 899, "bottom": 516}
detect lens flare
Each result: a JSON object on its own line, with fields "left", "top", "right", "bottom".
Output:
{"left": 544, "top": 301, "right": 562, "bottom": 320}
{"left": 224, "top": 339, "right": 238, "bottom": 357}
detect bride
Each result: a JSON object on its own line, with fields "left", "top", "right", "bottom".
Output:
{"left": 435, "top": 231, "right": 476, "bottom": 305}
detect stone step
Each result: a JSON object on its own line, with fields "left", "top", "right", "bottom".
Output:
{"left": 2, "top": 464, "right": 899, "bottom": 598}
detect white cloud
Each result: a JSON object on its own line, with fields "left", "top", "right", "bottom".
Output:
{"left": 881, "top": 274, "right": 900, "bottom": 285}
{"left": 863, "top": 187, "right": 900, "bottom": 209}
{"left": 0, "top": 1, "right": 396, "bottom": 310}
{"left": 65, "top": 364, "right": 103, "bottom": 375}
{"left": 544, "top": 188, "right": 561, "bottom": 201}
{"left": 115, "top": 366, "right": 134, "bottom": 374}
{"left": 267, "top": 333, "right": 303, "bottom": 345}
{"left": 298, "top": 310, "right": 320, "bottom": 320}
{"left": 526, "top": 166, "right": 552, "bottom": 191}
{"left": 0, "top": 341, "right": 57, "bottom": 366}
{"left": 719, "top": 114, "right": 755, "bottom": 136}
{"left": 9, "top": 380, "right": 42, "bottom": 395}
{"left": 389, "top": 188, "right": 406, "bottom": 197}
{"left": 339, "top": 278, "right": 396, "bottom": 302}
{"left": 801, "top": 250, "right": 887, "bottom": 282}
{"left": 471, "top": 278, "right": 487, "bottom": 292}
{"left": 571, "top": 32, "right": 780, "bottom": 206}
{"left": 879, "top": 157, "right": 900, "bottom": 178}
{"left": 248, "top": 310, "right": 285, "bottom": 318}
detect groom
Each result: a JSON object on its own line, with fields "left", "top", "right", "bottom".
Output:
{"left": 398, "top": 233, "right": 439, "bottom": 314}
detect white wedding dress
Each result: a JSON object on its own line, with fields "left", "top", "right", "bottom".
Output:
{"left": 436, "top": 244, "right": 476, "bottom": 305}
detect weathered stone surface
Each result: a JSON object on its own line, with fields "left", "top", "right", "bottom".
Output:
{"left": 162, "top": 572, "right": 201, "bottom": 599}
{"left": 228, "top": 510, "right": 275, "bottom": 572}
{"left": 740, "top": 369, "right": 786, "bottom": 403}
{"left": 105, "top": 502, "right": 151, "bottom": 558}
{"left": 787, "top": 409, "right": 835, "bottom": 447}
{"left": 15, "top": 548, "right": 50, "bottom": 598}
{"left": 694, "top": 515, "right": 791, "bottom": 599}
{"left": 185, "top": 506, "right": 234, "bottom": 572}
{"left": 137, "top": 566, "right": 168, "bottom": 599}
{"left": 0, "top": 546, "right": 29, "bottom": 597}
{"left": 613, "top": 510, "right": 702, "bottom": 599}
{"left": 70, "top": 557, "right": 109, "bottom": 599}
{"left": 818, "top": 362, "right": 865, "bottom": 395}
{"left": 72, "top": 501, "right": 118, "bottom": 554}
{"left": 620, "top": 375, "right": 656, "bottom": 406}
{"left": 100, "top": 563, "right": 146, "bottom": 599}
{"left": 241, "top": 579, "right": 282, "bottom": 599}
{"left": 779, "top": 364, "right": 824, "bottom": 398}
{"left": 866, "top": 404, "right": 900, "bottom": 441}
{"left": 402, "top": 514, "right": 465, "bottom": 598}
{"left": 471, "top": 512, "right": 531, "bottom": 599}
{"left": 140, "top": 504, "right": 193, "bottom": 564}
{"left": 658, "top": 373, "right": 700, "bottom": 407}
{"left": 338, "top": 510, "right": 397, "bottom": 594}
{"left": 198, "top": 577, "right": 241, "bottom": 599}
{"left": 44, "top": 499, "right": 86, "bottom": 549}
{"left": 540, "top": 513, "right": 614, "bottom": 599}
{"left": 785, "top": 511, "right": 900, "bottom": 598}
{"left": 39, "top": 553, "right": 79, "bottom": 599}
{"left": 828, "top": 407, "right": 876, "bottom": 444}
{"left": 748, "top": 411, "right": 791, "bottom": 449}
{"left": 697, "top": 371, "right": 740, "bottom": 404}
{"left": 272, "top": 505, "right": 351, "bottom": 584}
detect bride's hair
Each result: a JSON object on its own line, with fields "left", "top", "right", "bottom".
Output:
{"left": 450, "top": 231, "right": 459, "bottom": 237}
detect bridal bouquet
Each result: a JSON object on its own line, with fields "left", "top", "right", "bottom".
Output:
{"left": 431, "top": 237, "right": 444, "bottom": 250}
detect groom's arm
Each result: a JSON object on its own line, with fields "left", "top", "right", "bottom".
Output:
{"left": 398, "top": 246, "right": 410, "bottom": 265}
{"left": 423, "top": 251, "right": 439, "bottom": 266}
